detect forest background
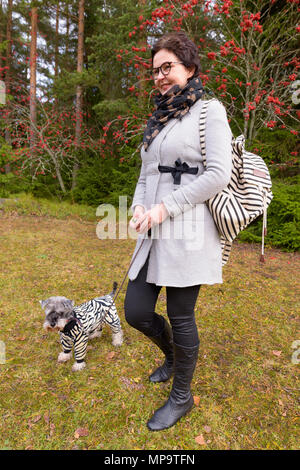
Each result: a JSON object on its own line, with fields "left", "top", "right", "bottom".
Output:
{"left": 0, "top": 0, "right": 299, "bottom": 251}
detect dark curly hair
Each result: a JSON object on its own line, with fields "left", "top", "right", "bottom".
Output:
{"left": 151, "top": 31, "right": 201, "bottom": 78}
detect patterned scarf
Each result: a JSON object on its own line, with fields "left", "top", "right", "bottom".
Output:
{"left": 143, "top": 76, "right": 204, "bottom": 151}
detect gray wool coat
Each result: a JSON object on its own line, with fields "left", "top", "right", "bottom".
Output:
{"left": 128, "top": 99, "right": 232, "bottom": 287}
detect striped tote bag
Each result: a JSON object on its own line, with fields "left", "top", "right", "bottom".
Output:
{"left": 199, "top": 99, "right": 273, "bottom": 265}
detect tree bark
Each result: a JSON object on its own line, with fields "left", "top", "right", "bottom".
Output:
{"left": 0, "top": 0, "right": 3, "bottom": 80}
{"left": 4, "top": 0, "right": 13, "bottom": 173}
{"left": 71, "top": 0, "right": 84, "bottom": 191}
{"left": 29, "top": 6, "right": 38, "bottom": 159}
{"left": 54, "top": 2, "right": 59, "bottom": 77}
{"left": 65, "top": 0, "right": 70, "bottom": 61}
{"left": 138, "top": 0, "right": 147, "bottom": 107}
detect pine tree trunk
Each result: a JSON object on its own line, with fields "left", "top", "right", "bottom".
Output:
{"left": 54, "top": 2, "right": 59, "bottom": 77}
{"left": 65, "top": 0, "right": 70, "bottom": 61}
{"left": 0, "top": 1, "right": 3, "bottom": 80}
{"left": 5, "top": 0, "right": 12, "bottom": 90}
{"left": 4, "top": 0, "right": 13, "bottom": 174}
{"left": 29, "top": 6, "right": 38, "bottom": 160}
{"left": 138, "top": 0, "right": 146, "bottom": 107}
{"left": 72, "top": 0, "right": 84, "bottom": 191}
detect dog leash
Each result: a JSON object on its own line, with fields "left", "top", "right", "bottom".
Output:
{"left": 62, "top": 237, "right": 146, "bottom": 334}
{"left": 65, "top": 239, "right": 145, "bottom": 333}
{"left": 106, "top": 237, "right": 146, "bottom": 312}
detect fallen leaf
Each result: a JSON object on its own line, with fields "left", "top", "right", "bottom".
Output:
{"left": 32, "top": 414, "right": 41, "bottom": 423}
{"left": 272, "top": 350, "right": 282, "bottom": 357}
{"left": 193, "top": 396, "right": 200, "bottom": 407}
{"left": 74, "top": 427, "right": 89, "bottom": 439}
{"left": 120, "top": 376, "right": 144, "bottom": 390}
{"left": 195, "top": 434, "right": 206, "bottom": 446}
{"left": 106, "top": 351, "right": 116, "bottom": 360}
{"left": 49, "top": 422, "right": 55, "bottom": 436}
{"left": 44, "top": 412, "right": 50, "bottom": 424}
{"left": 203, "top": 425, "right": 211, "bottom": 433}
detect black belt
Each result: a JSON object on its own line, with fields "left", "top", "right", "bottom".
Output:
{"left": 158, "top": 158, "right": 198, "bottom": 185}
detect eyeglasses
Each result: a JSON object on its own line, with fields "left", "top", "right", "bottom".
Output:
{"left": 151, "top": 61, "right": 183, "bottom": 79}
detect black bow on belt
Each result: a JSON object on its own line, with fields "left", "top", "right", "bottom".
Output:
{"left": 158, "top": 158, "right": 198, "bottom": 185}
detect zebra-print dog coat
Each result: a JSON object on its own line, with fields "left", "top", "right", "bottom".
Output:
{"left": 60, "top": 294, "right": 121, "bottom": 363}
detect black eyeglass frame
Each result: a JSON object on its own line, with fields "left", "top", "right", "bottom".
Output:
{"left": 151, "top": 61, "right": 184, "bottom": 79}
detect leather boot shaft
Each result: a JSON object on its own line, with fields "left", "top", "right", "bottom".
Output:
{"left": 170, "top": 342, "right": 199, "bottom": 403}
{"left": 148, "top": 318, "right": 174, "bottom": 383}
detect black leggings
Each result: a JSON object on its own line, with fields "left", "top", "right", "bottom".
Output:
{"left": 124, "top": 256, "right": 201, "bottom": 348}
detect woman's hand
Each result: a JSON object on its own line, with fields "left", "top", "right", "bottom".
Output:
{"left": 136, "top": 203, "right": 169, "bottom": 234}
{"left": 129, "top": 205, "right": 145, "bottom": 232}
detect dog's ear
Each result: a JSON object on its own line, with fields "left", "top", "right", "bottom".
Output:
{"left": 63, "top": 299, "right": 75, "bottom": 310}
{"left": 39, "top": 300, "right": 46, "bottom": 309}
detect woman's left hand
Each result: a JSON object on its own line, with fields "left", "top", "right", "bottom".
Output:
{"left": 137, "top": 203, "right": 169, "bottom": 234}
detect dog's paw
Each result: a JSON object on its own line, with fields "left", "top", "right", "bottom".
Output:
{"left": 57, "top": 351, "right": 72, "bottom": 363}
{"left": 72, "top": 361, "right": 86, "bottom": 372}
{"left": 112, "top": 331, "right": 124, "bottom": 347}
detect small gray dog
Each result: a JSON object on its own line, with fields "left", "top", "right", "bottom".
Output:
{"left": 41, "top": 282, "right": 123, "bottom": 371}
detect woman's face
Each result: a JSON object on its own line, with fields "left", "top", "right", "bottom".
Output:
{"left": 152, "top": 48, "right": 195, "bottom": 95}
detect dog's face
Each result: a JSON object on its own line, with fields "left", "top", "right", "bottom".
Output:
{"left": 40, "top": 296, "right": 75, "bottom": 332}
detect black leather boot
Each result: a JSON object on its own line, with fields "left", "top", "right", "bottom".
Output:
{"left": 147, "top": 342, "right": 199, "bottom": 431}
{"left": 148, "top": 319, "right": 174, "bottom": 383}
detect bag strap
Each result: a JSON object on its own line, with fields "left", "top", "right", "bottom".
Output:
{"left": 199, "top": 99, "right": 269, "bottom": 264}
{"left": 199, "top": 99, "right": 218, "bottom": 167}
{"left": 260, "top": 189, "right": 269, "bottom": 263}
{"left": 199, "top": 99, "right": 233, "bottom": 267}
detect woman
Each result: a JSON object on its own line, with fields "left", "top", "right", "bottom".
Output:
{"left": 124, "top": 31, "right": 232, "bottom": 431}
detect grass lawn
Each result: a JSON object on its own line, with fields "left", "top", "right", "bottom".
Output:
{"left": 0, "top": 196, "right": 299, "bottom": 450}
